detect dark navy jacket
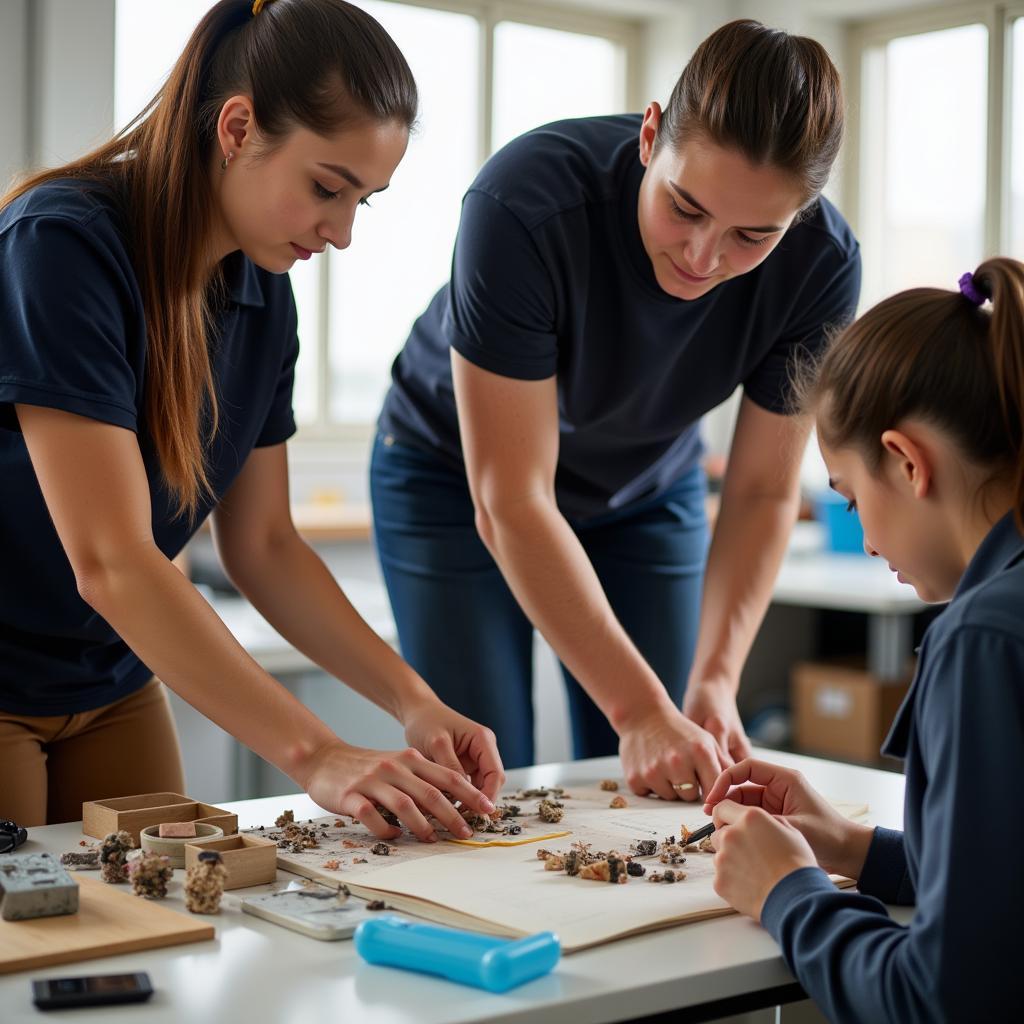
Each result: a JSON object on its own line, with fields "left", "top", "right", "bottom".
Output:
{"left": 762, "top": 513, "right": 1024, "bottom": 1022}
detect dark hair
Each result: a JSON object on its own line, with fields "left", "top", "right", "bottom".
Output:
{"left": 656, "top": 19, "right": 844, "bottom": 207}
{"left": 2, "top": 0, "right": 417, "bottom": 520}
{"left": 794, "top": 258, "right": 1024, "bottom": 531}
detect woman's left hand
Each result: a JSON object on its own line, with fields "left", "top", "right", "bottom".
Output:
{"left": 712, "top": 799, "right": 818, "bottom": 922}
{"left": 402, "top": 698, "right": 506, "bottom": 804}
{"left": 683, "top": 681, "right": 752, "bottom": 765}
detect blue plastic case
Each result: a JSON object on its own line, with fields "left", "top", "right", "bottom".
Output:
{"left": 354, "top": 916, "right": 560, "bottom": 992}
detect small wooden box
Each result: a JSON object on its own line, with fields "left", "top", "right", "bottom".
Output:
{"left": 183, "top": 835, "right": 278, "bottom": 890}
{"left": 82, "top": 793, "right": 238, "bottom": 844}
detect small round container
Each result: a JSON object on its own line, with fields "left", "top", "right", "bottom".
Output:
{"left": 812, "top": 491, "right": 866, "bottom": 555}
{"left": 140, "top": 823, "right": 224, "bottom": 868}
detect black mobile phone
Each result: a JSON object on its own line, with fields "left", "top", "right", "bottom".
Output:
{"left": 31, "top": 972, "right": 154, "bottom": 1010}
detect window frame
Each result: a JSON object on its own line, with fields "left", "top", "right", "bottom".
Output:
{"left": 843, "top": 1, "right": 1024, "bottom": 301}
{"left": 292, "top": 0, "right": 643, "bottom": 451}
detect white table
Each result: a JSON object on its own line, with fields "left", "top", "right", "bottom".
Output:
{"left": 2, "top": 750, "right": 909, "bottom": 1024}
{"left": 773, "top": 523, "right": 928, "bottom": 680}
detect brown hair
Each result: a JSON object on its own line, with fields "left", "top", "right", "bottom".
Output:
{"left": 2, "top": 0, "right": 417, "bottom": 519}
{"left": 794, "top": 258, "right": 1024, "bottom": 530}
{"left": 656, "top": 19, "right": 844, "bottom": 208}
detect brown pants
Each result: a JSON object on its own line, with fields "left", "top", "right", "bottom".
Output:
{"left": 0, "top": 677, "right": 185, "bottom": 826}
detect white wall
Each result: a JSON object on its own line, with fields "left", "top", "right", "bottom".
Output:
{"left": 0, "top": 0, "right": 29, "bottom": 188}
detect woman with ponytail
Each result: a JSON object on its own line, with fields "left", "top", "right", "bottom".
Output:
{"left": 372, "top": 19, "right": 860, "bottom": 793}
{"left": 702, "top": 258, "right": 1024, "bottom": 1020}
{"left": 0, "top": 0, "right": 503, "bottom": 837}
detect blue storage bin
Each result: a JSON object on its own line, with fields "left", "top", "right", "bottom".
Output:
{"left": 812, "top": 491, "right": 866, "bottom": 554}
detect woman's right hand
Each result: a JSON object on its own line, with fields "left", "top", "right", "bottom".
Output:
{"left": 300, "top": 740, "right": 496, "bottom": 843}
{"left": 702, "top": 758, "right": 874, "bottom": 880}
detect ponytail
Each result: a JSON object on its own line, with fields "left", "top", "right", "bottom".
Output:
{"left": 974, "top": 259, "right": 1024, "bottom": 529}
{"left": 793, "top": 257, "right": 1024, "bottom": 532}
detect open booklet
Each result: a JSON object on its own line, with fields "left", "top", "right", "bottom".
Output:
{"left": 252, "top": 784, "right": 867, "bottom": 953}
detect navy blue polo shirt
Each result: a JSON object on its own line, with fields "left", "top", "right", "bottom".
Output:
{"left": 762, "top": 512, "right": 1024, "bottom": 1021}
{"left": 379, "top": 115, "right": 861, "bottom": 520}
{"left": 0, "top": 180, "right": 299, "bottom": 715}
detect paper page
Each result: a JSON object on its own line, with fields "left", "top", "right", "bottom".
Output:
{"left": 254, "top": 785, "right": 866, "bottom": 952}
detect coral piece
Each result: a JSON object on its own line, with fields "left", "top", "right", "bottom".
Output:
{"left": 659, "top": 844, "right": 686, "bottom": 866}
{"left": 184, "top": 851, "right": 227, "bottom": 914}
{"left": 663, "top": 869, "right": 678, "bottom": 884}
{"left": 275, "top": 810, "right": 295, "bottom": 827}
{"left": 537, "top": 799, "right": 564, "bottom": 824}
{"left": 59, "top": 850, "right": 99, "bottom": 870}
{"left": 127, "top": 851, "right": 172, "bottom": 899}
{"left": 370, "top": 842, "right": 392, "bottom": 856}
{"left": 544, "top": 855, "right": 566, "bottom": 871}
{"left": 323, "top": 859, "right": 341, "bottom": 871}
{"left": 648, "top": 871, "right": 664, "bottom": 883}
{"left": 631, "top": 839, "right": 657, "bottom": 857}
{"left": 607, "top": 856, "right": 628, "bottom": 884}
{"left": 497, "top": 803, "right": 521, "bottom": 818}
{"left": 626, "top": 860, "right": 646, "bottom": 877}
{"left": 562, "top": 850, "right": 583, "bottom": 876}
{"left": 536, "top": 848, "right": 554, "bottom": 861}
{"left": 99, "top": 831, "right": 134, "bottom": 884}
{"left": 609, "top": 795, "right": 628, "bottom": 809}
{"left": 275, "top": 823, "right": 321, "bottom": 853}
{"left": 579, "top": 859, "right": 610, "bottom": 881}
{"left": 366, "top": 899, "right": 386, "bottom": 911}
{"left": 698, "top": 836, "right": 715, "bottom": 853}
{"left": 579, "top": 858, "right": 627, "bottom": 884}
{"left": 353, "top": 857, "right": 368, "bottom": 864}
{"left": 342, "top": 840, "right": 360, "bottom": 848}
{"left": 599, "top": 779, "right": 619, "bottom": 792}
{"left": 375, "top": 805, "right": 401, "bottom": 828}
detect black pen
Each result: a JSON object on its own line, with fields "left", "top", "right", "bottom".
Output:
{"left": 683, "top": 822, "right": 715, "bottom": 846}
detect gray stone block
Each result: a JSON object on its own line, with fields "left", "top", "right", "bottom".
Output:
{"left": 0, "top": 852, "right": 79, "bottom": 921}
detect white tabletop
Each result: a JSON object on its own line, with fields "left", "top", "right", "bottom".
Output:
{"left": 1, "top": 750, "right": 909, "bottom": 1024}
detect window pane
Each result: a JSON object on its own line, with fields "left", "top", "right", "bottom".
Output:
{"left": 860, "top": 24, "right": 988, "bottom": 305}
{"left": 288, "top": 258, "right": 320, "bottom": 426}
{"left": 1010, "top": 17, "right": 1024, "bottom": 259}
{"left": 492, "top": 21, "right": 622, "bottom": 153}
{"left": 114, "top": 1, "right": 208, "bottom": 129}
{"left": 327, "top": 2, "right": 479, "bottom": 424}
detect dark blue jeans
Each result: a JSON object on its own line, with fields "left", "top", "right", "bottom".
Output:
{"left": 369, "top": 435, "right": 709, "bottom": 769}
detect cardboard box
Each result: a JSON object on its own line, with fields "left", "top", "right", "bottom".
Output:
{"left": 792, "top": 660, "right": 911, "bottom": 763}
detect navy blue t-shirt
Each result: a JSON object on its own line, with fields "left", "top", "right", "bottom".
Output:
{"left": 0, "top": 181, "right": 299, "bottom": 715}
{"left": 379, "top": 115, "right": 861, "bottom": 520}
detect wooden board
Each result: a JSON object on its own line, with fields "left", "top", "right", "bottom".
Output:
{"left": 0, "top": 876, "right": 214, "bottom": 975}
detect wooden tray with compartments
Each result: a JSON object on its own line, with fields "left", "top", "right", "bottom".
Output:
{"left": 82, "top": 793, "right": 238, "bottom": 845}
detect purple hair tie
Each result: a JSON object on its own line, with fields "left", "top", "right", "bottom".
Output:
{"left": 958, "top": 271, "right": 987, "bottom": 306}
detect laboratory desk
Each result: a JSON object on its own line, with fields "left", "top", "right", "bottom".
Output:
{"left": 774, "top": 523, "right": 928, "bottom": 680}
{"left": 1, "top": 749, "right": 909, "bottom": 1024}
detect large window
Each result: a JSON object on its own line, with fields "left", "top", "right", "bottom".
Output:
{"left": 851, "top": 4, "right": 1024, "bottom": 307}
{"left": 1010, "top": 11, "right": 1024, "bottom": 258}
{"left": 114, "top": 1, "right": 636, "bottom": 433}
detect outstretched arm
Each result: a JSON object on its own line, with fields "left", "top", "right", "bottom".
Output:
{"left": 212, "top": 442, "right": 504, "bottom": 802}
{"left": 17, "top": 405, "right": 494, "bottom": 839}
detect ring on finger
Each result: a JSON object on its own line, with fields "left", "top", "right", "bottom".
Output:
{"left": 671, "top": 782, "right": 696, "bottom": 792}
